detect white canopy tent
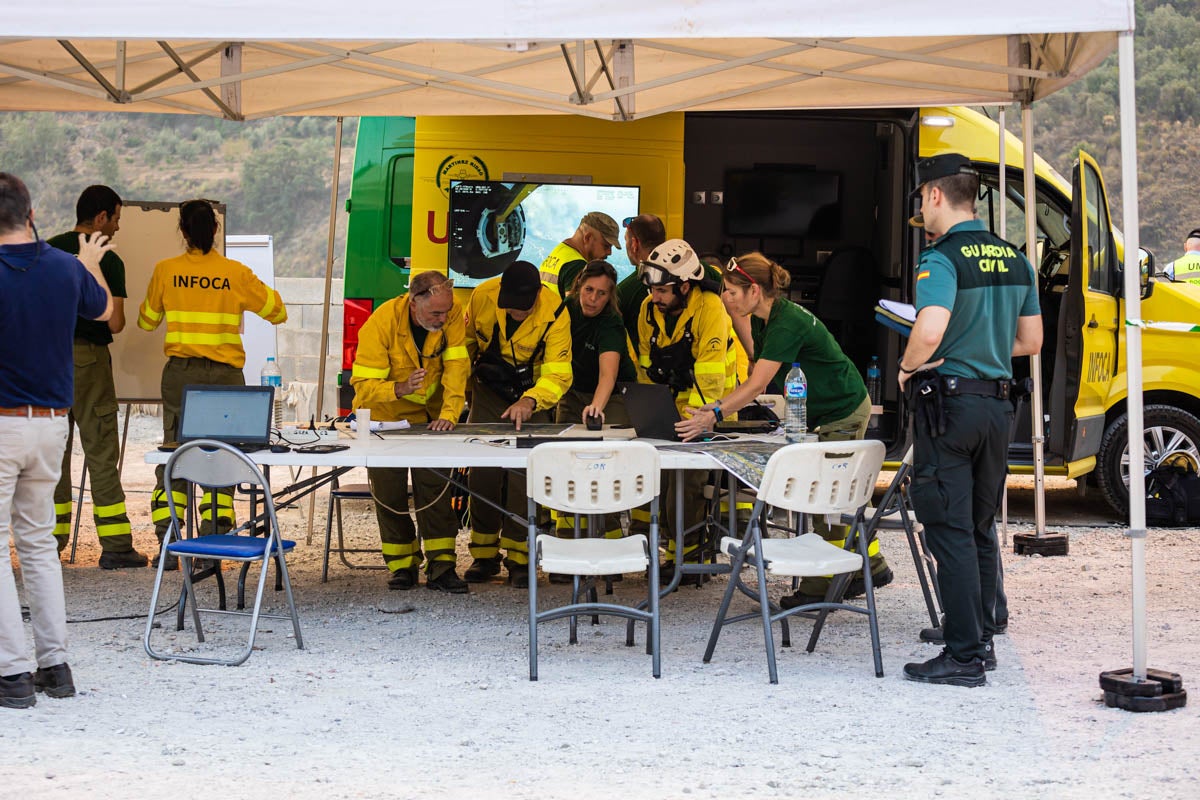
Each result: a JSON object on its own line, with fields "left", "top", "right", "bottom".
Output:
{"left": 2, "top": 1, "right": 1164, "bottom": 693}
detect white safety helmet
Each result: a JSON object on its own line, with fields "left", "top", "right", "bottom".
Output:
{"left": 641, "top": 239, "right": 703, "bottom": 287}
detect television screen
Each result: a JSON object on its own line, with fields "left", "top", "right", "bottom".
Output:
{"left": 723, "top": 169, "right": 841, "bottom": 239}
{"left": 447, "top": 180, "right": 640, "bottom": 288}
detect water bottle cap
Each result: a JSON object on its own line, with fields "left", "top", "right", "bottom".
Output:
{"left": 267, "top": 356, "right": 276, "bottom": 362}
{"left": 792, "top": 362, "right": 801, "bottom": 368}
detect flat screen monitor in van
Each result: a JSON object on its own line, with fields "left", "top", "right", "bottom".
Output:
{"left": 447, "top": 180, "right": 640, "bottom": 288}
{"left": 723, "top": 168, "right": 841, "bottom": 240}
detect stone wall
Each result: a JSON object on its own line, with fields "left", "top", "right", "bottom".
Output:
{"left": 275, "top": 277, "right": 344, "bottom": 421}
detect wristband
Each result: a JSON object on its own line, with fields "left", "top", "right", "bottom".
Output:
{"left": 898, "top": 359, "right": 918, "bottom": 375}
{"left": 711, "top": 403, "right": 724, "bottom": 423}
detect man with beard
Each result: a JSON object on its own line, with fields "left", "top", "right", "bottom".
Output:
{"left": 350, "top": 270, "right": 471, "bottom": 592}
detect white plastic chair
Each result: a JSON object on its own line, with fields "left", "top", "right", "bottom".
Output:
{"left": 526, "top": 441, "right": 662, "bottom": 680}
{"left": 144, "top": 440, "right": 303, "bottom": 666}
{"left": 703, "top": 439, "right": 886, "bottom": 683}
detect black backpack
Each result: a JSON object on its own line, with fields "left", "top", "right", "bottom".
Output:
{"left": 1145, "top": 460, "right": 1200, "bottom": 527}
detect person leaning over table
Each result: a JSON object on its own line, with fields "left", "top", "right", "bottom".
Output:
{"left": 675, "top": 251, "right": 893, "bottom": 607}
{"left": 463, "top": 260, "right": 573, "bottom": 588}
{"left": 898, "top": 153, "right": 1041, "bottom": 687}
{"left": 350, "top": 270, "right": 471, "bottom": 594}
{"left": 0, "top": 171, "right": 114, "bottom": 707}
{"left": 550, "top": 259, "right": 637, "bottom": 552}
{"left": 137, "top": 200, "right": 288, "bottom": 570}
{"left": 633, "top": 239, "right": 735, "bottom": 583}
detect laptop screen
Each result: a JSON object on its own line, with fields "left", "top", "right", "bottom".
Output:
{"left": 178, "top": 385, "right": 274, "bottom": 445}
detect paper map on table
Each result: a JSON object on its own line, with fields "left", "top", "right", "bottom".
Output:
{"left": 660, "top": 440, "right": 788, "bottom": 491}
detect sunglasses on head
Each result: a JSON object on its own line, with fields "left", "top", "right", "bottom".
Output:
{"left": 724, "top": 256, "right": 757, "bottom": 286}
{"left": 622, "top": 216, "right": 635, "bottom": 229}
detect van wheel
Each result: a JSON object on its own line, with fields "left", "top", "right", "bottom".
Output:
{"left": 1096, "top": 404, "right": 1200, "bottom": 516}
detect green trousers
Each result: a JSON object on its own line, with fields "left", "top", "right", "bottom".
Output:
{"left": 53, "top": 341, "right": 132, "bottom": 553}
{"left": 466, "top": 384, "right": 551, "bottom": 569}
{"left": 151, "top": 357, "right": 243, "bottom": 538}
{"left": 369, "top": 466, "right": 461, "bottom": 578}
{"left": 796, "top": 395, "right": 889, "bottom": 595}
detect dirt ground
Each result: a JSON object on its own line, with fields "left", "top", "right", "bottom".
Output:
{"left": 2, "top": 413, "right": 1197, "bottom": 799}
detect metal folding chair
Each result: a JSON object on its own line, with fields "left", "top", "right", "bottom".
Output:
{"left": 321, "top": 476, "right": 385, "bottom": 582}
{"left": 526, "top": 441, "right": 662, "bottom": 680}
{"left": 144, "top": 440, "right": 303, "bottom": 666}
{"left": 704, "top": 440, "right": 887, "bottom": 683}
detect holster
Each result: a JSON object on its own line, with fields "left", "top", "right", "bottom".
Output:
{"left": 909, "top": 372, "right": 946, "bottom": 438}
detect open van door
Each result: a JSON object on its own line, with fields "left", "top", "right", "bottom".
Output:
{"left": 1047, "top": 152, "right": 1119, "bottom": 463}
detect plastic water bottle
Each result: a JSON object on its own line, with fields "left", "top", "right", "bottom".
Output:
{"left": 866, "top": 355, "right": 882, "bottom": 405}
{"left": 784, "top": 362, "right": 808, "bottom": 443}
{"left": 260, "top": 356, "right": 284, "bottom": 429}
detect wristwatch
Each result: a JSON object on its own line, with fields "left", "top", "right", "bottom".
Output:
{"left": 897, "top": 358, "right": 918, "bottom": 375}
{"left": 711, "top": 403, "right": 724, "bottom": 423}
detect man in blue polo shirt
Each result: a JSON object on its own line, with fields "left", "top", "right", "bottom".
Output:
{"left": 0, "top": 172, "right": 113, "bottom": 709}
{"left": 897, "top": 154, "right": 1041, "bottom": 688}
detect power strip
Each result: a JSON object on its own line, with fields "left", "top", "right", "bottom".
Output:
{"left": 279, "top": 426, "right": 341, "bottom": 444}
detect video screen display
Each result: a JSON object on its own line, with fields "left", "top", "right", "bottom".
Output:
{"left": 447, "top": 180, "right": 640, "bottom": 288}
{"left": 723, "top": 169, "right": 842, "bottom": 240}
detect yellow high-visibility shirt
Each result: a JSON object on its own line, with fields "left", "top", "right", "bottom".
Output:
{"left": 636, "top": 287, "right": 732, "bottom": 414}
{"left": 539, "top": 241, "right": 585, "bottom": 292}
{"left": 137, "top": 249, "right": 287, "bottom": 368}
{"left": 466, "top": 277, "right": 572, "bottom": 411}
{"left": 350, "top": 293, "right": 469, "bottom": 425}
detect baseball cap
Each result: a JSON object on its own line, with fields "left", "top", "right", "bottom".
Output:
{"left": 580, "top": 211, "right": 621, "bottom": 249}
{"left": 1187, "top": 228, "right": 1200, "bottom": 239}
{"left": 908, "top": 213, "right": 925, "bottom": 228}
{"left": 497, "top": 260, "right": 542, "bottom": 310}
{"left": 912, "top": 153, "right": 978, "bottom": 195}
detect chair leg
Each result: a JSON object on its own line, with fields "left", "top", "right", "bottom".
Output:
{"left": 181, "top": 557, "right": 206, "bottom": 642}
{"left": 702, "top": 546, "right": 746, "bottom": 664}
{"left": 905, "top": 517, "right": 940, "bottom": 627}
{"left": 69, "top": 463, "right": 87, "bottom": 565}
{"left": 274, "top": 542, "right": 304, "bottom": 650}
{"left": 863, "top": 559, "right": 883, "bottom": 678}
{"left": 321, "top": 491, "right": 335, "bottom": 582}
{"left": 649, "top": 512, "right": 661, "bottom": 678}
{"left": 750, "top": 536, "right": 779, "bottom": 684}
{"left": 806, "top": 574, "right": 849, "bottom": 652}
{"left": 528, "top": 499, "right": 539, "bottom": 682}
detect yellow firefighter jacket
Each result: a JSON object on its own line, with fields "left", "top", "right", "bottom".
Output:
{"left": 636, "top": 286, "right": 734, "bottom": 414}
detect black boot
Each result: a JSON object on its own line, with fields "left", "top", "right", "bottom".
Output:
{"left": 903, "top": 649, "right": 986, "bottom": 687}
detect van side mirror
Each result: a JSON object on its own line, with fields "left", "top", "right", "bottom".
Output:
{"left": 1139, "top": 247, "right": 1155, "bottom": 297}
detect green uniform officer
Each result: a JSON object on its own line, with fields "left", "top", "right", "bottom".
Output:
{"left": 676, "top": 251, "right": 889, "bottom": 605}
{"left": 899, "top": 154, "right": 1042, "bottom": 687}
{"left": 48, "top": 186, "right": 146, "bottom": 569}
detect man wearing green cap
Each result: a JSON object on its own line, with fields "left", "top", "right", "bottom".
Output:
{"left": 541, "top": 211, "right": 621, "bottom": 297}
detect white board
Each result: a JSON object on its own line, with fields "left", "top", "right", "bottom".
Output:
{"left": 109, "top": 202, "right": 270, "bottom": 401}
{"left": 225, "top": 235, "right": 278, "bottom": 385}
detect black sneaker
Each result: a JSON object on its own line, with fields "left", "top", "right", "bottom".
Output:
{"left": 464, "top": 557, "right": 501, "bottom": 583}
{"left": 33, "top": 663, "right": 75, "bottom": 698}
{"left": 779, "top": 590, "right": 826, "bottom": 610}
{"left": 994, "top": 619, "right": 1008, "bottom": 635}
{"left": 387, "top": 570, "right": 418, "bottom": 590}
{"left": 426, "top": 569, "right": 469, "bottom": 594}
{"left": 99, "top": 549, "right": 149, "bottom": 570}
{"left": 0, "top": 672, "right": 36, "bottom": 709}
{"left": 983, "top": 640, "right": 997, "bottom": 672}
{"left": 843, "top": 567, "right": 895, "bottom": 599}
{"left": 919, "top": 624, "right": 945, "bottom": 644}
{"left": 903, "top": 649, "right": 986, "bottom": 687}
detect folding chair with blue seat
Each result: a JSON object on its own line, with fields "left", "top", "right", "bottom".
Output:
{"left": 526, "top": 441, "right": 662, "bottom": 680}
{"left": 703, "top": 439, "right": 887, "bottom": 683}
{"left": 144, "top": 440, "right": 303, "bottom": 666}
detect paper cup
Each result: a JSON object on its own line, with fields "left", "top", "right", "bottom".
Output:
{"left": 357, "top": 408, "right": 372, "bottom": 440}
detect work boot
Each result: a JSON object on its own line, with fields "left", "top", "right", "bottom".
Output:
{"left": 426, "top": 569, "right": 469, "bottom": 594}
{"left": 843, "top": 566, "right": 895, "bottom": 599}
{"left": 507, "top": 567, "right": 530, "bottom": 589}
{"left": 659, "top": 562, "right": 709, "bottom": 589}
{"left": 983, "top": 640, "right": 997, "bottom": 672}
{"left": 0, "top": 672, "right": 36, "bottom": 710}
{"left": 387, "top": 569, "right": 418, "bottom": 591}
{"left": 464, "top": 557, "right": 501, "bottom": 583}
{"left": 99, "top": 549, "right": 149, "bottom": 570}
{"left": 152, "top": 553, "right": 179, "bottom": 572}
{"left": 547, "top": 572, "right": 573, "bottom": 585}
{"left": 33, "top": 663, "right": 75, "bottom": 698}
{"left": 903, "top": 649, "right": 986, "bottom": 687}
{"left": 779, "top": 590, "right": 826, "bottom": 611}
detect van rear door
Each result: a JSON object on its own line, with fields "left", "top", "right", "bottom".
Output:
{"left": 1047, "top": 151, "right": 1118, "bottom": 462}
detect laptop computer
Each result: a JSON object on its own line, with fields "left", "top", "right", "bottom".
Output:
{"left": 618, "top": 382, "right": 778, "bottom": 441}
{"left": 174, "top": 384, "right": 274, "bottom": 452}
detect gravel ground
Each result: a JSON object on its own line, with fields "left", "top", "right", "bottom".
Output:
{"left": 2, "top": 413, "right": 1196, "bottom": 799}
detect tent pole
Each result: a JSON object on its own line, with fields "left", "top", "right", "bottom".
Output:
{"left": 309, "top": 115, "right": 344, "bottom": 545}
{"left": 998, "top": 106, "right": 1008, "bottom": 544}
{"left": 1023, "top": 104, "right": 1048, "bottom": 537}
{"left": 1099, "top": 30, "right": 1185, "bottom": 712}
{"left": 1115, "top": 32, "right": 1148, "bottom": 682}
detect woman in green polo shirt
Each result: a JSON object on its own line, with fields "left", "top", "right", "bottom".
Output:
{"left": 557, "top": 259, "right": 637, "bottom": 426}
{"left": 675, "top": 251, "right": 892, "bottom": 603}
